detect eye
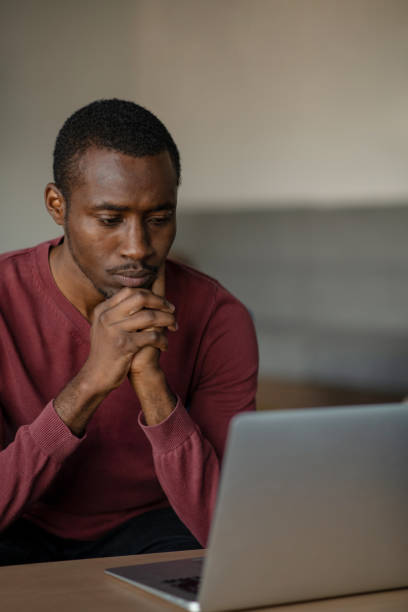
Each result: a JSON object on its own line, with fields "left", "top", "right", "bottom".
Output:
{"left": 148, "top": 213, "right": 174, "bottom": 227}
{"left": 99, "top": 217, "right": 122, "bottom": 227}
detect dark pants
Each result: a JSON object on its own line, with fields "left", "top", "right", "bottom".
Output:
{"left": 0, "top": 507, "right": 202, "bottom": 566}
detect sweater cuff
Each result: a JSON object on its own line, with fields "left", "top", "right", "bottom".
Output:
{"left": 28, "top": 400, "right": 83, "bottom": 463}
{"left": 139, "top": 397, "right": 198, "bottom": 454}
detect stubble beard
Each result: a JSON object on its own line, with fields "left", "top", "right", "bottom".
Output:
{"left": 64, "top": 223, "right": 156, "bottom": 299}
{"left": 64, "top": 222, "right": 113, "bottom": 300}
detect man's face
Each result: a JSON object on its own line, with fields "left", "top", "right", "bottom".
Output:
{"left": 62, "top": 147, "right": 177, "bottom": 299}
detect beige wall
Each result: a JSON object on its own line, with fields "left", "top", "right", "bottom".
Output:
{"left": 1, "top": 0, "right": 408, "bottom": 251}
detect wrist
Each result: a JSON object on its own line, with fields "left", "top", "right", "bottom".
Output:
{"left": 80, "top": 359, "right": 124, "bottom": 396}
{"left": 129, "top": 364, "right": 164, "bottom": 388}
{"left": 129, "top": 368, "right": 177, "bottom": 426}
{"left": 54, "top": 371, "right": 109, "bottom": 437}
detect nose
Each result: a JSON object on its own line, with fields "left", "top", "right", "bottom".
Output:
{"left": 120, "top": 219, "right": 154, "bottom": 261}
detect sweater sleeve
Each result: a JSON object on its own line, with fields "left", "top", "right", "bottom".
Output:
{"left": 0, "top": 401, "right": 82, "bottom": 531}
{"left": 140, "top": 294, "right": 259, "bottom": 546}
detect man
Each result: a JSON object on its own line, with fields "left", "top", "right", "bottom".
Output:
{"left": 0, "top": 99, "right": 258, "bottom": 565}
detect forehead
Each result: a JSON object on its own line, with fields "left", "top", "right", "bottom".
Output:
{"left": 72, "top": 147, "right": 178, "bottom": 205}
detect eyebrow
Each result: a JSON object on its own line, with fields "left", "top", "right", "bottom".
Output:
{"left": 92, "top": 202, "right": 176, "bottom": 213}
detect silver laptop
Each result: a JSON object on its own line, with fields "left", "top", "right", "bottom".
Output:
{"left": 106, "top": 404, "right": 408, "bottom": 611}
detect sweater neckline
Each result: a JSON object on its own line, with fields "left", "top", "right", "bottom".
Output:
{"left": 33, "top": 237, "right": 180, "bottom": 342}
{"left": 34, "top": 237, "right": 92, "bottom": 340}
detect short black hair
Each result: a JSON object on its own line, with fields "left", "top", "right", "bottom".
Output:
{"left": 53, "top": 99, "right": 181, "bottom": 199}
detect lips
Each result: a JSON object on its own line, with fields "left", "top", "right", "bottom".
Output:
{"left": 112, "top": 273, "right": 153, "bottom": 288}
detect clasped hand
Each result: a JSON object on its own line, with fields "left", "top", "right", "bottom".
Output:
{"left": 84, "top": 286, "right": 176, "bottom": 394}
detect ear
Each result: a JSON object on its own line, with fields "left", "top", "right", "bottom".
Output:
{"left": 45, "top": 183, "right": 67, "bottom": 226}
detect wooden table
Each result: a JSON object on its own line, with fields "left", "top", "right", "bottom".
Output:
{"left": 1, "top": 549, "right": 408, "bottom": 611}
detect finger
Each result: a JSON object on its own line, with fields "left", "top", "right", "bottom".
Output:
{"left": 129, "top": 329, "right": 169, "bottom": 352}
{"left": 91, "top": 287, "right": 136, "bottom": 321}
{"left": 148, "top": 265, "right": 168, "bottom": 334}
{"left": 99, "top": 290, "right": 174, "bottom": 323}
{"left": 103, "top": 287, "right": 137, "bottom": 308}
{"left": 152, "top": 262, "right": 165, "bottom": 298}
{"left": 113, "top": 310, "right": 176, "bottom": 332}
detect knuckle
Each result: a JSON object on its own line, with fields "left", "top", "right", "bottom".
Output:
{"left": 130, "top": 292, "right": 147, "bottom": 311}
{"left": 93, "top": 302, "right": 104, "bottom": 317}
{"left": 145, "top": 310, "right": 156, "bottom": 325}
{"left": 137, "top": 288, "right": 149, "bottom": 298}
{"left": 122, "top": 287, "right": 135, "bottom": 297}
{"left": 150, "top": 330, "right": 160, "bottom": 342}
{"left": 114, "top": 333, "right": 128, "bottom": 351}
{"left": 98, "top": 309, "right": 109, "bottom": 324}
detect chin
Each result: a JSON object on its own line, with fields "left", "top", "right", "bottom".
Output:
{"left": 97, "top": 279, "right": 154, "bottom": 298}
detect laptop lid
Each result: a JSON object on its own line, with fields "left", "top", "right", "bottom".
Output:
{"left": 198, "top": 403, "right": 408, "bottom": 611}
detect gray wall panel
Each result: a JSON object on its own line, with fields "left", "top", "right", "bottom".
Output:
{"left": 173, "top": 207, "right": 408, "bottom": 391}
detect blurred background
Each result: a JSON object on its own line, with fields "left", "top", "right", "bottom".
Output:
{"left": 2, "top": 0, "right": 408, "bottom": 408}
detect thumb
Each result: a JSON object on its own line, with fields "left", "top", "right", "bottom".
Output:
{"left": 152, "top": 262, "right": 165, "bottom": 298}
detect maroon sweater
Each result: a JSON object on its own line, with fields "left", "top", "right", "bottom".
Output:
{"left": 0, "top": 239, "right": 258, "bottom": 545}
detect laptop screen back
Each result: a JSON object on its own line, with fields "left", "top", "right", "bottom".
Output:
{"left": 199, "top": 404, "right": 408, "bottom": 611}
